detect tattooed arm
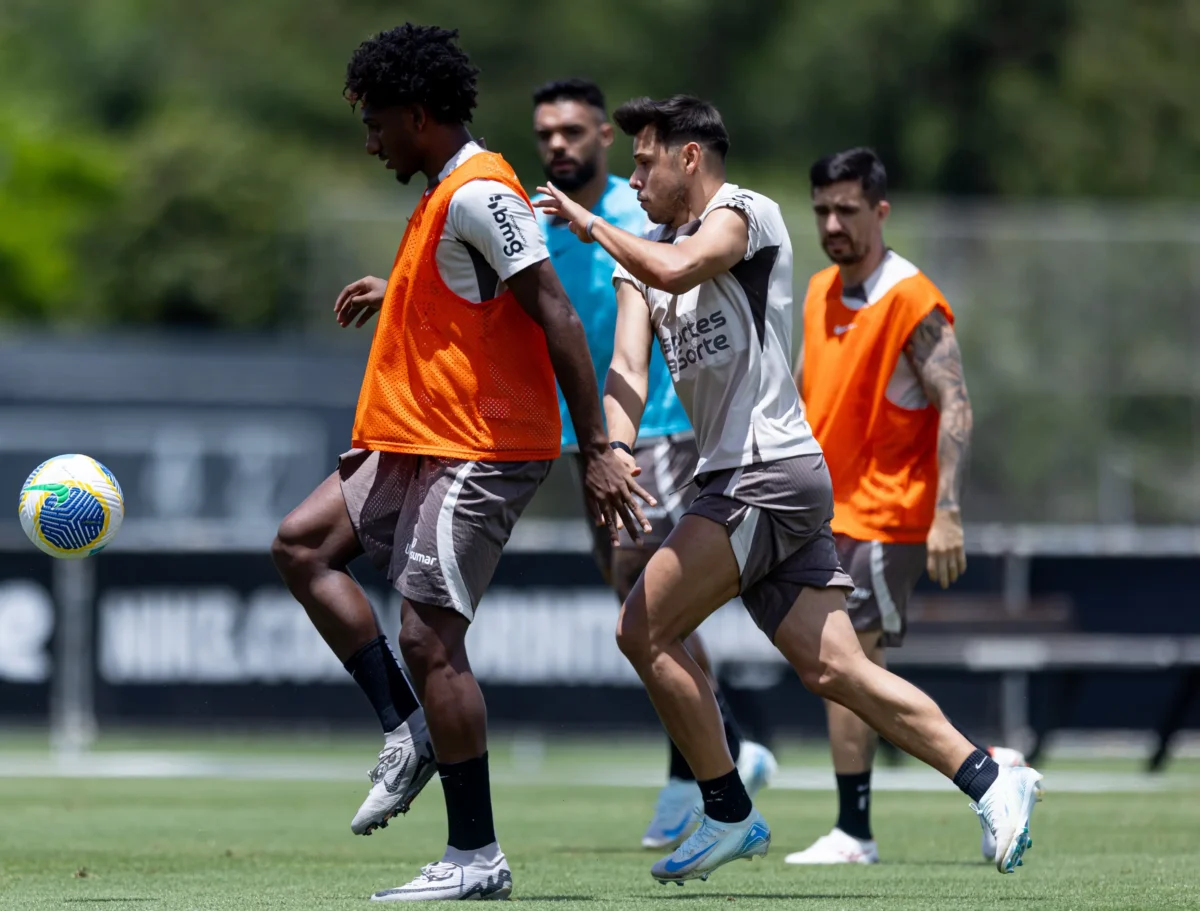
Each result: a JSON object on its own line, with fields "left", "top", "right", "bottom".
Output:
{"left": 904, "top": 309, "right": 973, "bottom": 587}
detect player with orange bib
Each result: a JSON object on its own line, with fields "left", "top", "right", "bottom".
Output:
{"left": 271, "top": 25, "right": 649, "bottom": 902}
{"left": 786, "top": 148, "right": 1030, "bottom": 868}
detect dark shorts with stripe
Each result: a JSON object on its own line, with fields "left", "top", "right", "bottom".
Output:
{"left": 573, "top": 435, "right": 699, "bottom": 579}
{"left": 339, "top": 449, "right": 552, "bottom": 621}
{"left": 836, "top": 534, "right": 928, "bottom": 648}
{"left": 685, "top": 453, "right": 855, "bottom": 642}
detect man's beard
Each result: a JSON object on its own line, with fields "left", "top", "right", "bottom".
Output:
{"left": 644, "top": 182, "right": 689, "bottom": 225}
{"left": 822, "top": 236, "right": 864, "bottom": 264}
{"left": 543, "top": 156, "right": 598, "bottom": 192}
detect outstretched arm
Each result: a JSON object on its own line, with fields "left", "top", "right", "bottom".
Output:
{"left": 604, "top": 280, "right": 656, "bottom": 449}
{"left": 533, "top": 183, "right": 748, "bottom": 295}
{"left": 904, "top": 309, "right": 973, "bottom": 588}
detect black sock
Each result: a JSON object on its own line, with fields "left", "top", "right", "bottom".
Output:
{"left": 835, "top": 771, "right": 873, "bottom": 840}
{"left": 667, "top": 738, "right": 695, "bottom": 781}
{"left": 343, "top": 635, "right": 421, "bottom": 733}
{"left": 440, "top": 753, "right": 496, "bottom": 851}
{"left": 698, "top": 768, "right": 753, "bottom": 824}
{"left": 953, "top": 749, "right": 1000, "bottom": 802}
{"left": 714, "top": 689, "right": 743, "bottom": 765}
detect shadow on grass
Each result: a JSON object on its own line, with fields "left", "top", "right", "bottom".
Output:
{"left": 657, "top": 894, "right": 1044, "bottom": 903}
{"left": 656, "top": 894, "right": 887, "bottom": 901}
{"left": 506, "top": 898, "right": 596, "bottom": 903}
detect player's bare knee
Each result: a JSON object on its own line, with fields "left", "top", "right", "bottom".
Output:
{"left": 397, "top": 619, "right": 442, "bottom": 682}
{"left": 271, "top": 513, "right": 316, "bottom": 581}
{"left": 399, "top": 605, "right": 467, "bottom": 681}
{"left": 269, "top": 530, "right": 292, "bottom": 575}
{"left": 614, "top": 617, "right": 648, "bottom": 667}
{"left": 796, "top": 662, "right": 829, "bottom": 696}
{"left": 615, "top": 602, "right": 654, "bottom": 669}
{"left": 797, "top": 657, "right": 848, "bottom": 700}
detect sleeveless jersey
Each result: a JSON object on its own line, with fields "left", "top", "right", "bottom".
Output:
{"left": 352, "top": 152, "right": 561, "bottom": 460}
{"left": 801, "top": 251, "right": 953, "bottom": 543}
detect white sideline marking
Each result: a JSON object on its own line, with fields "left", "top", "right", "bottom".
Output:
{"left": 0, "top": 752, "right": 1191, "bottom": 793}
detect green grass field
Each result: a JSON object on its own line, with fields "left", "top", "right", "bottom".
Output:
{"left": 1, "top": 733, "right": 1198, "bottom": 910}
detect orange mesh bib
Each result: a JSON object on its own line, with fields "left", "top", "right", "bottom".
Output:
{"left": 802, "top": 264, "right": 953, "bottom": 543}
{"left": 352, "top": 152, "right": 561, "bottom": 461}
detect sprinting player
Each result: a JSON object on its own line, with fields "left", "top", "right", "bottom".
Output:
{"left": 785, "top": 148, "right": 1030, "bottom": 867}
{"left": 535, "top": 95, "right": 1043, "bottom": 885}
{"left": 271, "top": 25, "right": 649, "bottom": 902}
{"left": 530, "top": 77, "right": 775, "bottom": 851}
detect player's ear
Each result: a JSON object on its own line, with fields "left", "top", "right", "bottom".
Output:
{"left": 682, "top": 141, "right": 703, "bottom": 175}
{"left": 599, "top": 121, "right": 614, "bottom": 149}
{"left": 409, "top": 104, "right": 426, "bottom": 132}
{"left": 877, "top": 199, "right": 891, "bottom": 224}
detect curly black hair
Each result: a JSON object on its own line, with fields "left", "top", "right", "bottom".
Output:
{"left": 344, "top": 24, "right": 479, "bottom": 125}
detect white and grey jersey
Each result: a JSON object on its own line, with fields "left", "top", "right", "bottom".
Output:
{"left": 428, "top": 141, "right": 548, "bottom": 304}
{"left": 614, "top": 184, "right": 821, "bottom": 475}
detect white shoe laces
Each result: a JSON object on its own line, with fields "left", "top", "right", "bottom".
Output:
{"left": 368, "top": 743, "right": 404, "bottom": 784}
{"left": 970, "top": 801, "right": 994, "bottom": 831}
{"left": 674, "top": 814, "right": 718, "bottom": 857}
{"left": 971, "top": 772, "right": 1008, "bottom": 835}
{"left": 413, "top": 862, "right": 457, "bottom": 884}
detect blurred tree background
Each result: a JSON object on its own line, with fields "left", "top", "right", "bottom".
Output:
{"left": 2, "top": 0, "right": 1198, "bottom": 328}
{"left": 0, "top": 0, "right": 1197, "bottom": 522}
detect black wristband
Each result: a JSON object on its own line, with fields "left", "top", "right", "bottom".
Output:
{"left": 609, "top": 441, "right": 633, "bottom": 456}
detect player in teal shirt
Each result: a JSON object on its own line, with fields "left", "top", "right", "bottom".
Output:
{"left": 531, "top": 79, "right": 774, "bottom": 849}
{"left": 542, "top": 174, "right": 689, "bottom": 446}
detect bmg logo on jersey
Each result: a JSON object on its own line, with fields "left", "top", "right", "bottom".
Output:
{"left": 488, "top": 194, "right": 527, "bottom": 257}
{"left": 660, "top": 309, "right": 733, "bottom": 376}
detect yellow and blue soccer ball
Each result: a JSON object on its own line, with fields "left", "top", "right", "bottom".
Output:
{"left": 18, "top": 454, "right": 125, "bottom": 559}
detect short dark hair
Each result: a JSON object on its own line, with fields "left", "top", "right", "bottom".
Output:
{"left": 532, "top": 78, "right": 606, "bottom": 116}
{"left": 613, "top": 95, "right": 729, "bottom": 160}
{"left": 810, "top": 148, "right": 888, "bottom": 205}
{"left": 344, "top": 24, "right": 479, "bottom": 124}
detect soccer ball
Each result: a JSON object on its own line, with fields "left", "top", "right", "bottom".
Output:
{"left": 18, "top": 454, "right": 125, "bottom": 559}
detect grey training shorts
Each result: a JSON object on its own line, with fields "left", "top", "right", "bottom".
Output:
{"left": 685, "top": 453, "right": 855, "bottom": 641}
{"left": 837, "top": 534, "right": 928, "bottom": 648}
{"left": 339, "top": 449, "right": 552, "bottom": 621}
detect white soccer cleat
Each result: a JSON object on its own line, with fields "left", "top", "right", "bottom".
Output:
{"left": 972, "top": 765, "right": 1044, "bottom": 874}
{"left": 784, "top": 827, "right": 879, "bottom": 865}
{"left": 737, "top": 741, "right": 778, "bottom": 799}
{"left": 371, "top": 846, "right": 512, "bottom": 902}
{"left": 980, "top": 746, "right": 1032, "bottom": 860}
{"left": 978, "top": 810, "right": 997, "bottom": 863}
{"left": 651, "top": 809, "right": 771, "bottom": 884}
{"left": 642, "top": 778, "right": 702, "bottom": 849}
{"left": 351, "top": 710, "right": 437, "bottom": 836}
